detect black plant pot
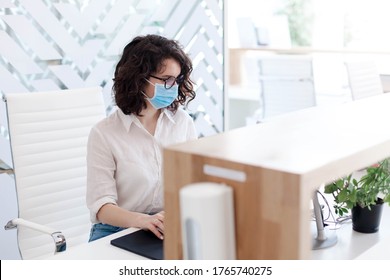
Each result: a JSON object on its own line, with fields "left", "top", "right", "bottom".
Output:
{"left": 352, "top": 199, "right": 384, "bottom": 233}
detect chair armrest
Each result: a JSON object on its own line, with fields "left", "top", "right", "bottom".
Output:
{"left": 5, "top": 218, "right": 67, "bottom": 253}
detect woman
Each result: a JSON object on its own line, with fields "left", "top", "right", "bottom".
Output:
{"left": 86, "top": 34, "right": 197, "bottom": 242}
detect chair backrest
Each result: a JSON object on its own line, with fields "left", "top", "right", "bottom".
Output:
{"left": 5, "top": 87, "right": 106, "bottom": 259}
{"left": 345, "top": 61, "right": 383, "bottom": 100}
{"left": 259, "top": 55, "right": 316, "bottom": 119}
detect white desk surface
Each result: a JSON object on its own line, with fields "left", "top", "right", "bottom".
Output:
{"left": 311, "top": 205, "right": 390, "bottom": 260}
{"left": 48, "top": 206, "right": 389, "bottom": 260}
{"left": 47, "top": 227, "right": 147, "bottom": 260}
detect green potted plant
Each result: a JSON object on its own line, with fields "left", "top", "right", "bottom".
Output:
{"left": 324, "top": 158, "right": 390, "bottom": 233}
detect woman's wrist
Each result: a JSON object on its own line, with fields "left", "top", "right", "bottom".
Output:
{"left": 132, "top": 212, "right": 148, "bottom": 228}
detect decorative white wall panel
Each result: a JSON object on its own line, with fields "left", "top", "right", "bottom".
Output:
{"left": 0, "top": 0, "right": 224, "bottom": 259}
{"left": 0, "top": 0, "right": 224, "bottom": 158}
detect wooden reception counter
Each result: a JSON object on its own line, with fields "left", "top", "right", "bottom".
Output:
{"left": 163, "top": 93, "right": 390, "bottom": 260}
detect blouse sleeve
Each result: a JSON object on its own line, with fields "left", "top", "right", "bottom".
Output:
{"left": 86, "top": 125, "right": 118, "bottom": 223}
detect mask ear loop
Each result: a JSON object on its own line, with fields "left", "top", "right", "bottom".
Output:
{"left": 142, "top": 78, "right": 156, "bottom": 99}
{"left": 144, "top": 78, "right": 155, "bottom": 86}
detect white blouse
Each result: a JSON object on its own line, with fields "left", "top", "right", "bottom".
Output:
{"left": 86, "top": 107, "right": 197, "bottom": 223}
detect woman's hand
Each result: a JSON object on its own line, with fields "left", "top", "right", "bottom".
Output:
{"left": 96, "top": 204, "right": 165, "bottom": 239}
{"left": 137, "top": 211, "right": 165, "bottom": 240}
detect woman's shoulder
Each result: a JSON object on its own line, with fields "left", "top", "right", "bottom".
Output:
{"left": 92, "top": 108, "right": 121, "bottom": 131}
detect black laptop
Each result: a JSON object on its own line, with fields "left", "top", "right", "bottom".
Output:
{"left": 110, "top": 230, "right": 163, "bottom": 260}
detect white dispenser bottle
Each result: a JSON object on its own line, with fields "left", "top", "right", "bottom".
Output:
{"left": 179, "top": 182, "right": 236, "bottom": 260}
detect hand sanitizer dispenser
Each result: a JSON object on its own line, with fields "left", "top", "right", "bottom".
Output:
{"left": 179, "top": 182, "right": 236, "bottom": 260}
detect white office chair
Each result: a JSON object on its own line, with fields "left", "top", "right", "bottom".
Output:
{"left": 345, "top": 61, "right": 384, "bottom": 101}
{"left": 258, "top": 55, "right": 316, "bottom": 120}
{"left": 3, "top": 87, "right": 106, "bottom": 259}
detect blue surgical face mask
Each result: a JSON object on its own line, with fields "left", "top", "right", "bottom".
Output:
{"left": 144, "top": 79, "right": 178, "bottom": 109}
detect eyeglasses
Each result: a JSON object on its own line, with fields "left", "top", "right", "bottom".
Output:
{"left": 149, "top": 74, "right": 184, "bottom": 89}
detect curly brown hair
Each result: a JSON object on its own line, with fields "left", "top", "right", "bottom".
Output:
{"left": 113, "top": 34, "right": 196, "bottom": 116}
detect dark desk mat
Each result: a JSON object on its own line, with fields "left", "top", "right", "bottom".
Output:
{"left": 110, "top": 229, "right": 163, "bottom": 260}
